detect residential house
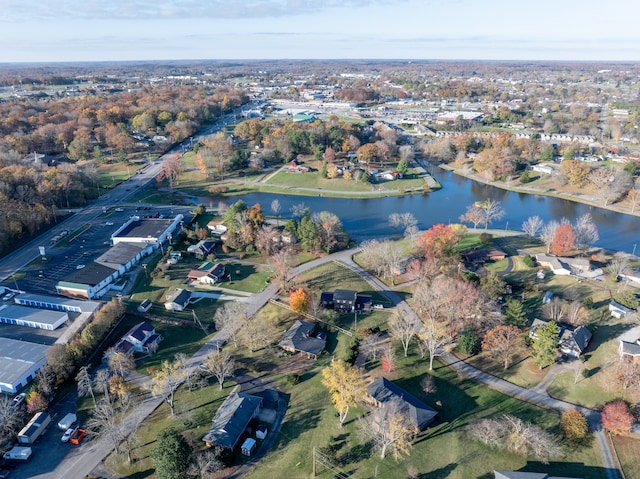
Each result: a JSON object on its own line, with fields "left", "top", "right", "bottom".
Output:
{"left": 463, "top": 247, "right": 507, "bottom": 264}
{"left": 278, "top": 320, "right": 326, "bottom": 359}
{"left": 367, "top": 377, "right": 437, "bottom": 431}
{"left": 529, "top": 319, "right": 592, "bottom": 358}
{"left": 187, "top": 240, "right": 216, "bottom": 258}
{"left": 529, "top": 164, "right": 555, "bottom": 175}
{"left": 322, "top": 289, "right": 372, "bottom": 313}
{"left": 164, "top": 288, "right": 192, "bottom": 311}
{"left": 535, "top": 254, "right": 603, "bottom": 279}
{"left": 619, "top": 339, "right": 640, "bottom": 358}
{"left": 188, "top": 262, "right": 226, "bottom": 285}
{"left": 114, "top": 321, "right": 162, "bottom": 355}
{"left": 494, "top": 472, "right": 583, "bottom": 479}
{"left": 203, "top": 391, "right": 263, "bottom": 450}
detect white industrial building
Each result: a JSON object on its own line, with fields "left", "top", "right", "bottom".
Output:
{"left": 95, "top": 242, "right": 150, "bottom": 274}
{"left": 56, "top": 262, "right": 119, "bottom": 300}
{"left": 15, "top": 293, "right": 101, "bottom": 314}
{"left": 111, "top": 215, "right": 183, "bottom": 247}
{"left": 0, "top": 305, "right": 68, "bottom": 330}
{"left": 0, "top": 338, "right": 49, "bottom": 394}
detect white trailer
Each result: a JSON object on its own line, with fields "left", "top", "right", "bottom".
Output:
{"left": 3, "top": 446, "right": 32, "bottom": 460}
{"left": 57, "top": 413, "right": 77, "bottom": 431}
{"left": 17, "top": 412, "right": 51, "bottom": 444}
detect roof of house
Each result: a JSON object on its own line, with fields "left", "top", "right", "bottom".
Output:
{"left": 464, "top": 247, "right": 506, "bottom": 263}
{"left": 278, "top": 320, "right": 325, "bottom": 357}
{"left": 125, "top": 322, "right": 155, "bottom": 342}
{"left": 333, "top": 289, "right": 357, "bottom": 302}
{"left": 187, "top": 240, "right": 216, "bottom": 254}
{"left": 165, "top": 288, "right": 191, "bottom": 307}
{"left": 566, "top": 325, "right": 592, "bottom": 352}
{"left": 203, "top": 391, "right": 262, "bottom": 449}
{"left": 367, "top": 377, "right": 437, "bottom": 430}
{"left": 620, "top": 340, "right": 640, "bottom": 356}
{"left": 529, "top": 318, "right": 550, "bottom": 338}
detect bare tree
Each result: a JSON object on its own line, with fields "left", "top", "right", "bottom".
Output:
{"left": 146, "top": 355, "right": 188, "bottom": 416}
{"left": 540, "top": 220, "right": 560, "bottom": 254}
{"left": 0, "top": 395, "right": 23, "bottom": 444}
{"left": 86, "top": 392, "right": 133, "bottom": 456}
{"left": 188, "top": 447, "right": 225, "bottom": 478}
{"left": 254, "top": 224, "right": 280, "bottom": 255}
{"left": 360, "top": 333, "right": 386, "bottom": 362}
{"left": 237, "top": 315, "right": 278, "bottom": 353}
{"left": 105, "top": 348, "right": 136, "bottom": 378}
{"left": 270, "top": 249, "right": 292, "bottom": 291}
{"left": 94, "top": 368, "right": 112, "bottom": 405}
{"left": 388, "top": 311, "right": 419, "bottom": 357}
{"left": 607, "top": 252, "right": 630, "bottom": 279}
{"left": 358, "top": 400, "right": 416, "bottom": 460}
{"left": 565, "top": 301, "right": 588, "bottom": 326}
{"left": 542, "top": 297, "right": 566, "bottom": 322}
{"left": 389, "top": 212, "right": 418, "bottom": 237}
{"left": 420, "top": 374, "right": 436, "bottom": 395}
{"left": 359, "top": 239, "right": 404, "bottom": 285}
{"left": 290, "top": 202, "right": 308, "bottom": 218}
{"left": 76, "top": 365, "right": 96, "bottom": 407}
{"left": 481, "top": 325, "right": 523, "bottom": 370}
{"left": 459, "top": 205, "right": 486, "bottom": 229}
{"left": 270, "top": 199, "right": 281, "bottom": 227}
{"left": 213, "top": 302, "right": 247, "bottom": 346}
{"left": 573, "top": 361, "right": 585, "bottom": 385}
{"left": 522, "top": 216, "right": 543, "bottom": 239}
{"left": 202, "top": 349, "right": 235, "bottom": 390}
{"left": 573, "top": 213, "right": 599, "bottom": 255}
{"left": 481, "top": 199, "right": 505, "bottom": 230}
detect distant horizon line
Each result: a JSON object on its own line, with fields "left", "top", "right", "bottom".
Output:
{"left": 1, "top": 58, "right": 639, "bottom": 67}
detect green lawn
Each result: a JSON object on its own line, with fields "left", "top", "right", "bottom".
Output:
{"left": 96, "top": 162, "right": 144, "bottom": 187}
{"left": 461, "top": 346, "right": 547, "bottom": 389}
{"left": 294, "top": 262, "right": 386, "bottom": 303}
{"left": 246, "top": 348, "right": 606, "bottom": 479}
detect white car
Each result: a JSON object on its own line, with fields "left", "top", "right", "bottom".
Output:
{"left": 61, "top": 426, "right": 78, "bottom": 443}
{"left": 12, "top": 393, "right": 26, "bottom": 409}
{"left": 373, "top": 304, "right": 384, "bottom": 310}
{"left": 105, "top": 222, "right": 114, "bottom": 226}
{"left": 76, "top": 265, "right": 86, "bottom": 270}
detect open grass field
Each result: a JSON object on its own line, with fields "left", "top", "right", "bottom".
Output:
{"left": 245, "top": 347, "right": 606, "bottom": 479}
{"left": 612, "top": 435, "right": 640, "bottom": 479}
{"left": 96, "top": 161, "right": 145, "bottom": 187}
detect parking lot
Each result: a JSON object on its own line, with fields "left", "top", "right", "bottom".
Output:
{"left": 1, "top": 205, "right": 190, "bottom": 297}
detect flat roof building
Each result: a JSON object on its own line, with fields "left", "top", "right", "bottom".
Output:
{"left": 56, "top": 263, "right": 118, "bottom": 300}
{"left": 15, "top": 293, "right": 101, "bottom": 314}
{"left": 0, "top": 305, "right": 68, "bottom": 330}
{"left": 0, "top": 338, "right": 49, "bottom": 394}
{"left": 111, "top": 215, "right": 183, "bottom": 246}
{"left": 95, "top": 242, "right": 149, "bottom": 272}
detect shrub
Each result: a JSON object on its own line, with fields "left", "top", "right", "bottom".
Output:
{"left": 561, "top": 409, "right": 589, "bottom": 442}
{"left": 523, "top": 255, "right": 536, "bottom": 268}
{"left": 286, "top": 373, "right": 300, "bottom": 385}
{"left": 480, "top": 232, "right": 493, "bottom": 244}
{"left": 457, "top": 329, "right": 480, "bottom": 355}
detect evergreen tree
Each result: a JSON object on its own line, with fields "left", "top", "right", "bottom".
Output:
{"left": 531, "top": 321, "right": 559, "bottom": 369}
{"left": 151, "top": 428, "right": 192, "bottom": 479}
{"left": 298, "top": 214, "right": 319, "bottom": 252}
{"left": 505, "top": 298, "right": 527, "bottom": 326}
{"left": 321, "top": 161, "right": 328, "bottom": 178}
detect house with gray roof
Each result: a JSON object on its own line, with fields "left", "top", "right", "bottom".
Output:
{"left": 164, "top": 288, "right": 192, "bottom": 311}
{"left": 115, "top": 321, "right": 162, "bottom": 355}
{"left": 278, "top": 320, "right": 325, "bottom": 359}
{"left": 529, "top": 319, "right": 591, "bottom": 358}
{"left": 367, "top": 377, "right": 437, "bottom": 431}
{"left": 619, "top": 339, "right": 640, "bottom": 358}
{"left": 203, "top": 391, "right": 262, "bottom": 450}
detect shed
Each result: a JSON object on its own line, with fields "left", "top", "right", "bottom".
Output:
{"left": 241, "top": 437, "right": 256, "bottom": 456}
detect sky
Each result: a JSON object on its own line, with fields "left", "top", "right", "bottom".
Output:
{"left": 1, "top": 0, "right": 640, "bottom": 63}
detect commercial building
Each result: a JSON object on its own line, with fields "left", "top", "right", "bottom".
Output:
{"left": 0, "top": 305, "right": 68, "bottom": 330}
{"left": 95, "top": 242, "right": 150, "bottom": 274}
{"left": 56, "top": 263, "right": 119, "bottom": 300}
{"left": 111, "top": 215, "right": 183, "bottom": 247}
{"left": 0, "top": 338, "right": 49, "bottom": 393}
{"left": 15, "top": 293, "right": 101, "bottom": 313}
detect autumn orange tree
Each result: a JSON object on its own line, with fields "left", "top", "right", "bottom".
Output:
{"left": 416, "top": 224, "right": 460, "bottom": 262}
{"left": 481, "top": 325, "right": 522, "bottom": 370}
{"left": 551, "top": 223, "right": 576, "bottom": 256}
{"left": 560, "top": 409, "right": 588, "bottom": 442}
{"left": 601, "top": 400, "right": 634, "bottom": 435}
{"left": 290, "top": 288, "right": 311, "bottom": 313}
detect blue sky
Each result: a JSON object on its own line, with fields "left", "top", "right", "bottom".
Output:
{"left": 1, "top": 0, "right": 639, "bottom": 63}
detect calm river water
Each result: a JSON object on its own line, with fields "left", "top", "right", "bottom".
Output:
{"left": 199, "top": 169, "right": 640, "bottom": 253}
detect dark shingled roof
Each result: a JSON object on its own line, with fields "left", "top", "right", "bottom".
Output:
{"left": 278, "top": 320, "right": 325, "bottom": 357}
{"left": 367, "top": 377, "right": 437, "bottom": 430}
{"left": 114, "top": 218, "right": 176, "bottom": 240}
{"left": 203, "top": 392, "right": 262, "bottom": 449}
{"left": 126, "top": 322, "right": 155, "bottom": 342}
{"left": 95, "top": 242, "right": 146, "bottom": 268}
{"left": 333, "top": 289, "right": 357, "bottom": 303}
{"left": 63, "top": 262, "right": 117, "bottom": 286}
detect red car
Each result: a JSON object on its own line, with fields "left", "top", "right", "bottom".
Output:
{"left": 69, "top": 428, "right": 86, "bottom": 445}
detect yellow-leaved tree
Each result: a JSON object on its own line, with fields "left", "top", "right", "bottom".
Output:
{"left": 290, "top": 288, "right": 310, "bottom": 313}
{"left": 321, "top": 360, "right": 366, "bottom": 427}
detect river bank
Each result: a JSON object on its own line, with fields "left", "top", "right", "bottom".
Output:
{"left": 439, "top": 164, "right": 640, "bottom": 219}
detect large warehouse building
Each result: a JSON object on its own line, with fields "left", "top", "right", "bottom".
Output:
{"left": 0, "top": 305, "right": 68, "bottom": 330}
{"left": 0, "top": 338, "right": 49, "bottom": 394}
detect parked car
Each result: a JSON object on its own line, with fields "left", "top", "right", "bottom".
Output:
{"left": 105, "top": 222, "right": 114, "bottom": 226}
{"left": 373, "top": 304, "right": 384, "bottom": 310}
{"left": 61, "top": 426, "right": 78, "bottom": 443}
{"left": 12, "top": 393, "right": 26, "bottom": 409}
{"left": 69, "top": 429, "right": 86, "bottom": 445}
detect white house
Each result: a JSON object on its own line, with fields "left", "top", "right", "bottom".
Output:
{"left": 164, "top": 288, "right": 192, "bottom": 311}
{"left": 609, "top": 301, "right": 633, "bottom": 319}
{"left": 114, "top": 321, "right": 162, "bottom": 355}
